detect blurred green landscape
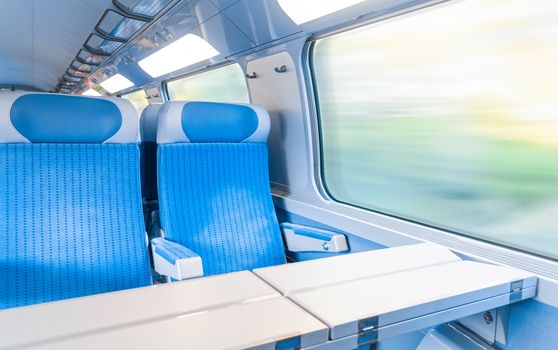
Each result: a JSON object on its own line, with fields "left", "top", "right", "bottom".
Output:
{"left": 124, "top": 89, "right": 149, "bottom": 114}
{"left": 314, "top": 0, "right": 558, "bottom": 259}
{"left": 167, "top": 64, "right": 249, "bottom": 103}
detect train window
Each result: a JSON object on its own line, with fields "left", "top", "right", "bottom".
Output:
{"left": 166, "top": 63, "right": 249, "bottom": 103}
{"left": 312, "top": 0, "right": 558, "bottom": 259}
{"left": 122, "top": 89, "right": 149, "bottom": 114}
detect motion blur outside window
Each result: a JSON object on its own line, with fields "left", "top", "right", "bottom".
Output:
{"left": 313, "top": 0, "right": 558, "bottom": 259}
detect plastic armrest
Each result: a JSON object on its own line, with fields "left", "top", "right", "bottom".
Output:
{"left": 281, "top": 223, "right": 349, "bottom": 253}
{"left": 151, "top": 237, "right": 204, "bottom": 280}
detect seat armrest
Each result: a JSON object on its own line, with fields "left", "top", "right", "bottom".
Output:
{"left": 151, "top": 238, "right": 204, "bottom": 280}
{"left": 281, "top": 223, "right": 349, "bottom": 253}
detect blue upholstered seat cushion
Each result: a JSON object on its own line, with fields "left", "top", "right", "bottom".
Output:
{"left": 0, "top": 144, "right": 152, "bottom": 310}
{"left": 158, "top": 143, "right": 286, "bottom": 276}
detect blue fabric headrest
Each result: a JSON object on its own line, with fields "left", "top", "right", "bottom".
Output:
{"left": 0, "top": 92, "right": 139, "bottom": 143}
{"left": 157, "top": 101, "right": 270, "bottom": 144}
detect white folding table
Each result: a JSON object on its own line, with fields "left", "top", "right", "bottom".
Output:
{"left": 0, "top": 243, "right": 537, "bottom": 350}
{"left": 254, "top": 243, "right": 462, "bottom": 295}
{"left": 0, "top": 271, "right": 328, "bottom": 350}
{"left": 255, "top": 243, "right": 537, "bottom": 349}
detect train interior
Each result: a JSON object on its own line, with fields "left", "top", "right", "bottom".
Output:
{"left": 0, "top": 0, "right": 557, "bottom": 349}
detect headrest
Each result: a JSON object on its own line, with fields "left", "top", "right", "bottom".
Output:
{"left": 0, "top": 92, "right": 139, "bottom": 143}
{"left": 140, "top": 103, "right": 163, "bottom": 142}
{"left": 157, "top": 101, "right": 270, "bottom": 144}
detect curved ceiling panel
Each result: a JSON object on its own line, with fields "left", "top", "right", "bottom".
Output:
{"left": 0, "top": 0, "right": 112, "bottom": 91}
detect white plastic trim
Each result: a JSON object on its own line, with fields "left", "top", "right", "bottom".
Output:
{"left": 240, "top": 103, "right": 271, "bottom": 143}
{"left": 102, "top": 96, "right": 140, "bottom": 143}
{"left": 156, "top": 101, "right": 190, "bottom": 144}
{"left": 0, "top": 91, "right": 31, "bottom": 143}
{"left": 151, "top": 244, "right": 204, "bottom": 281}
{"left": 283, "top": 226, "right": 349, "bottom": 253}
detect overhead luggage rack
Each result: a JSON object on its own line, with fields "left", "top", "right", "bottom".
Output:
{"left": 75, "top": 49, "right": 106, "bottom": 66}
{"left": 62, "top": 75, "right": 82, "bottom": 83}
{"left": 113, "top": 0, "right": 174, "bottom": 19}
{"left": 83, "top": 32, "right": 127, "bottom": 56}
{"left": 0, "top": 244, "right": 537, "bottom": 350}
{"left": 67, "top": 67, "right": 90, "bottom": 77}
{"left": 56, "top": 0, "right": 178, "bottom": 93}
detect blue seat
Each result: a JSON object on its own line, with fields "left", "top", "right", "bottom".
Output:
{"left": 155, "top": 101, "right": 286, "bottom": 277}
{"left": 0, "top": 92, "right": 152, "bottom": 310}
{"left": 139, "top": 103, "right": 163, "bottom": 201}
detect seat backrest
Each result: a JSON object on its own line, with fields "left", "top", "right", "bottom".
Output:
{"left": 139, "top": 103, "right": 163, "bottom": 201}
{"left": 156, "top": 101, "right": 286, "bottom": 276}
{"left": 0, "top": 92, "right": 152, "bottom": 310}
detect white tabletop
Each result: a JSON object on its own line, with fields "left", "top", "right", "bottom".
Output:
{"left": 254, "top": 243, "right": 461, "bottom": 295}
{"left": 0, "top": 271, "right": 283, "bottom": 349}
{"left": 290, "top": 260, "right": 536, "bottom": 340}
{"left": 23, "top": 297, "right": 328, "bottom": 350}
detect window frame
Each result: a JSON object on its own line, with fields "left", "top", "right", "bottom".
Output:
{"left": 306, "top": 1, "right": 558, "bottom": 264}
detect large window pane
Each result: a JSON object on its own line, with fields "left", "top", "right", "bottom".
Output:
{"left": 313, "top": 0, "right": 558, "bottom": 259}
{"left": 122, "top": 89, "right": 149, "bottom": 114}
{"left": 166, "top": 64, "right": 249, "bottom": 103}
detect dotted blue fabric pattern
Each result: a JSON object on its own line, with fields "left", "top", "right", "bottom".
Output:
{"left": 152, "top": 237, "right": 199, "bottom": 264}
{"left": 0, "top": 144, "right": 152, "bottom": 310}
{"left": 158, "top": 143, "right": 286, "bottom": 276}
